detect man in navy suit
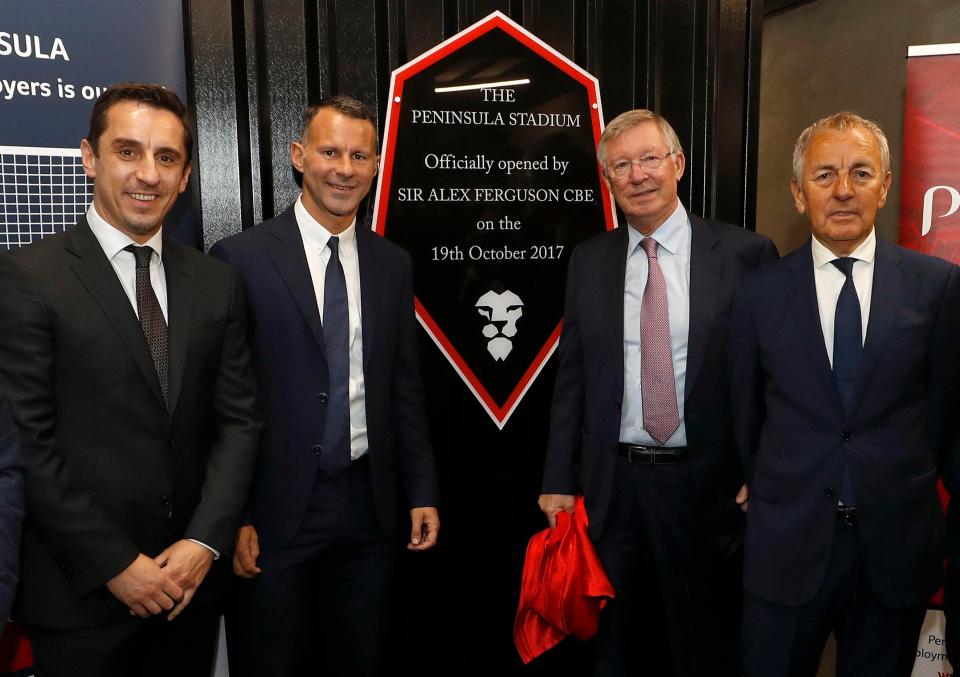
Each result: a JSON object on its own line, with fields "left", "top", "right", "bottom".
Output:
{"left": 539, "top": 109, "right": 777, "bottom": 676}
{"left": 730, "top": 112, "right": 960, "bottom": 677}
{"left": 211, "top": 95, "right": 439, "bottom": 677}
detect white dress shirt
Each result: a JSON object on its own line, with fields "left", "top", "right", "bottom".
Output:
{"left": 811, "top": 229, "right": 875, "bottom": 365}
{"left": 294, "top": 196, "right": 369, "bottom": 460}
{"left": 86, "top": 204, "right": 167, "bottom": 321}
{"left": 86, "top": 203, "right": 219, "bottom": 559}
{"left": 619, "top": 201, "right": 691, "bottom": 447}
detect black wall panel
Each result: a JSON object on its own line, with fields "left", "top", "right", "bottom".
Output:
{"left": 184, "top": 1, "right": 761, "bottom": 673}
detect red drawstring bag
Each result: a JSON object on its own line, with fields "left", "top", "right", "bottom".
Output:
{"left": 514, "top": 496, "right": 615, "bottom": 663}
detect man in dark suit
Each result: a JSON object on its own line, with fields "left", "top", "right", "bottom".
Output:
{"left": 730, "top": 112, "right": 960, "bottom": 677}
{"left": 0, "top": 386, "right": 24, "bottom": 625}
{"left": 539, "top": 109, "right": 777, "bottom": 676}
{"left": 0, "top": 83, "right": 261, "bottom": 677}
{"left": 211, "top": 95, "right": 439, "bottom": 677}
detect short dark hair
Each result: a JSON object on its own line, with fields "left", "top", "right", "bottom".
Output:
{"left": 87, "top": 82, "right": 195, "bottom": 164}
{"left": 301, "top": 95, "right": 377, "bottom": 142}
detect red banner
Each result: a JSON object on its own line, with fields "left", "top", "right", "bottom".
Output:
{"left": 899, "top": 46, "right": 960, "bottom": 260}
{"left": 899, "top": 41, "right": 960, "bottom": 677}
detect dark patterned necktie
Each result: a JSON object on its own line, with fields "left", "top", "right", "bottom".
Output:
{"left": 125, "top": 245, "right": 168, "bottom": 409}
{"left": 320, "top": 236, "right": 351, "bottom": 477}
{"left": 831, "top": 256, "right": 860, "bottom": 504}
{"left": 639, "top": 237, "right": 680, "bottom": 445}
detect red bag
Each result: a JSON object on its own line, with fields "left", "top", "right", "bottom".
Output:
{"left": 514, "top": 496, "right": 615, "bottom": 663}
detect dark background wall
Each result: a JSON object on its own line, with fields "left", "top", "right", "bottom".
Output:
{"left": 182, "top": 1, "right": 763, "bottom": 673}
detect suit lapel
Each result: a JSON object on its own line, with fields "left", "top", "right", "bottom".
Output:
{"left": 356, "top": 227, "right": 382, "bottom": 369}
{"left": 783, "top": 242, "right": 841, "bottom": 408}
{"left": 685, "top": 216, "right": 723, "bottom": 398}
{"left": 66, "top": 219, "right": 166, "bottom": 407}
{"left": 265, "top": 208, "right": 326, "bottom": 357}
{"left": 853, "top": 240, "right": 902, "bottom": 412}
{"left": 603, "top": 227, "right": 629, "bottom": 398}
{"left": 163, "top": 242, "right": 193, "bottom": 417}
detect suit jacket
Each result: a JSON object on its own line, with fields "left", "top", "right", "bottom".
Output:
{"left": 729, "top": 238, "right": 960, "bottom": 608}
{"left": 210, "top": 206, "right": 438, "bottom": 550}
{"left": 542, "top": 214, "right": 778, "bottom": 543}
{"left": 0, "top": 387, "right": 24, "bottom": 623}
{"left": 0, "top": 218, "right": 261, "bottom": 628}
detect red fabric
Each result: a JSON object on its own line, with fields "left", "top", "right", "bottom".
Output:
{"left": 514, "top": 496, "right": 615, "bottom": 664}
{"left": 0, "top": 623, "right": 33, "bottom": 674}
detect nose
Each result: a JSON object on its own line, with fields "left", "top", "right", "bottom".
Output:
{"left": 833, "top": 172, "right": 853, "bottom": 199}
{"left": 135, "top": 157, "right": 160, "bottom": 186}
{"left": 335, "top": 154, "right": 356, "bottom": 177}
{"left": 627, "top": 161, "right": 650, "bottom": 183}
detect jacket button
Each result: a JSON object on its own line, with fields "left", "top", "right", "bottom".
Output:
{"left": 312, "top": 444, "right": 322, "bottom": 455}
{"left": 824, "top": 487, "right": 836, "bottom": 499}
{"left": 841, "top": 431, "right": 852, "bottom": 442}
{"left": 161, "top": 496, "right": 172, "bottom": 506}
{"left": 169, "top": 438, "right": 175, "bottom": 446}
{"left": 318, "top": 392, "right": 328, "bottom": 403}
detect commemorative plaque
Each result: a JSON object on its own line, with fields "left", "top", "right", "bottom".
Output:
{"left": 373, "top": 12, "right": 615, "bottom": 427}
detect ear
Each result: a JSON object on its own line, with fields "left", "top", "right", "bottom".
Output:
{"left": 178, "top": 163, "right": 193, "bottom": 194}
{"left": 600, "top": 165, "right": 612, "bottom": 191}
{"left": 373, "top": 154, "right": 380, "bottom": 176}
{"left": 790, "top": 179, "right": 806, "bottom": 214}
{"left": 80, "top": 139, "right": 97, "bottom": 180}
{"left": 673, "top": 151, "right": 686, "bottom": 181}
{"left": 290, "top": 141, "right": 305, "bottom": 173}
{"left": 878, "top": 170, "right": 892, "bottom": 208}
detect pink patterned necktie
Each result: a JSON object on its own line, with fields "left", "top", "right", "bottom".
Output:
{"left": 639, "top": 237, "right": 679, "bottom": 445}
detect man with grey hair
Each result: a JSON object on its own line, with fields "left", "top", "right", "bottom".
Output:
{"left": 540, "top": 108, "right": 776, "bottom": 675}
{"left": 730, "top": 112, "right": 960, "bottom": 676}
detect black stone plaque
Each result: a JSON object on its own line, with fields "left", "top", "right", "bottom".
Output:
{"left": 373, "top": 12, "right": 614, "bottom": 427}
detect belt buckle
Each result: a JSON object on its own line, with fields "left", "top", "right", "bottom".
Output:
{"left": 633, "top": 446, "right": 655, "bottom": 464}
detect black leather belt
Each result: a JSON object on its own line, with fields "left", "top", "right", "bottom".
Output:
{"left": 617, "top": 443, "right": 687, "bottom": 464}
{"left": 836, "top": 505, "right": 857, "bottom": 528}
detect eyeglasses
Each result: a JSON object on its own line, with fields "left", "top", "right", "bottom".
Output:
{"left": 605, "top": 151, "right": 675, "bottom": 179}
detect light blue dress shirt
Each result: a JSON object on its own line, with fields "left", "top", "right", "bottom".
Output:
{"left": 619, "top": 202, "right": 691, "bottom": 447}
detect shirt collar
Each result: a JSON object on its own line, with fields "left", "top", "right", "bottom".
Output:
{"left": 811, "top": 227, "right": 876, "bottom": 270}
{"left": 627, "top": 200, "right": 689, "bottom": 255}
{"left": 86, "top": 202, "right": 163, "bottom": 261}
{"left": 294, "top": 194, "right": 357, "bottom": 254}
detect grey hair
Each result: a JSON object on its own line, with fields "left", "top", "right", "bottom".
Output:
{"left": 792, "top": 112, "right": 890, "bottom": 184}
{"left": 598, "top": 109, "right": 683, "bottom": 167}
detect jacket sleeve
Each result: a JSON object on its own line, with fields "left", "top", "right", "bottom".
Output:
{"left": 391, "top": 253, "right": 440, "bottom": 509}
{"left": 542, "top": 247, "right": 586, "bottom": 495}
{"left": 0, "top": 389, "right": 24, "bottom": 621}
{"left": 183, "top": 265, "right": 262, "bottom": 556}
{"left": 728, "top": 279, "right": 765, "bottom": 486}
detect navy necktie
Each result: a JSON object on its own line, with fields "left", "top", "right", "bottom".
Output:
{"left": 831, "top": 256, "right": 860, "bottom": 504}
{"left": 320, "top": 236, "right": 351, "bottom": 477}
{"left": 125, "top": 245, "right": 168, "bottom": 410}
